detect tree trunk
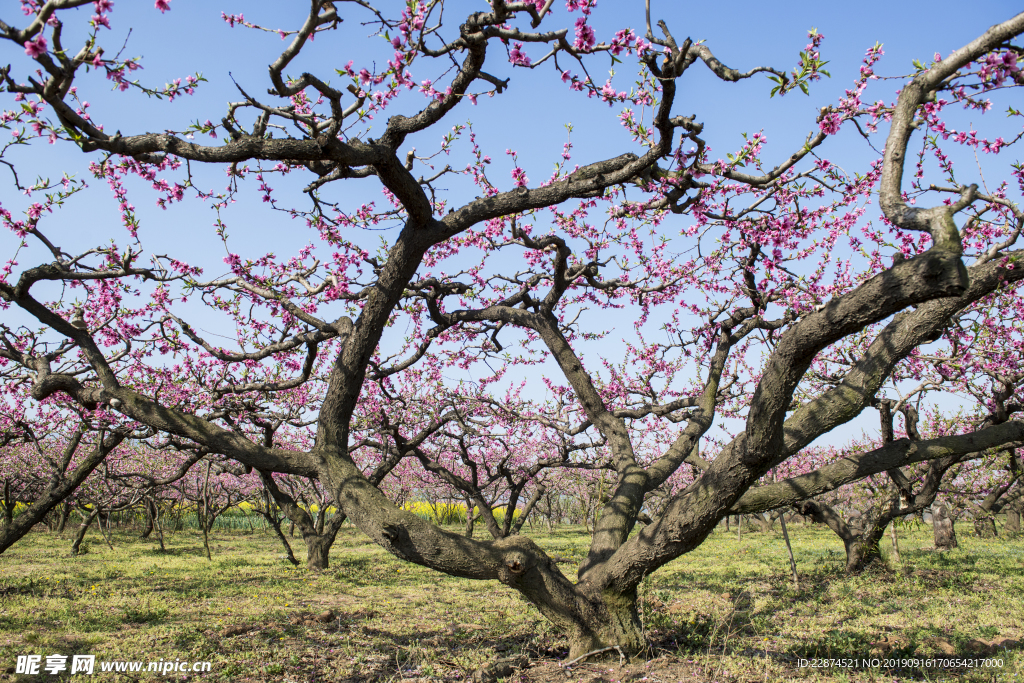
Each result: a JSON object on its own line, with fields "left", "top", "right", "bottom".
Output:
{"left": 889, "top": 521, "right": 901, "bottom": 565}
{"left": 201, "top": 523, "right": 212, "bottom": 561}
{"left": 564, "top": 590, "right": 646, "bottom": 659}
{"left": 779, "top": 509, "right": 799, "bottom": 588}
{"left": 272, "top": 518, "right": 299, "bottom": 566}
{"left": 0, "top": 434, "right": 123, "bottom": 555}
{"left": 796, "top": 499, "right": 885, "bottom": 573}
{"left": 140, "top": 499, "right": 155, "bottom": 539}
{"left": 843, "top": 527, "right": 885, "bottom": 573}
{"left": 70, "top": 509, "right": 99, "bottom": 555}
{"left": 97, "top": 511, "right": 115, "bottom": 550}
{"left": 304, "top": 534, "right": 332, "bottom": 570}
{"left": 1006, "top": 504, "right": 1021, "bottom": 534}
{"left": 259, "top": 472, "right": 343, "bottom": 571}
{"left": 933, "top": 503, "right": 957, "bottom": 550}
{"left": 1, "top": 480, "right": 13, "bottom": 530}
{"left": 153, "top": 504, "right": 166, "bottom": 553}
{"left": 751, "top": 512, "right": 775, "bottom": 533}
{"left": 55, "top": 502, "right": 71, "bottom": 534}
{"left": 973, "top": 514, "right": 997, "bottom": 538}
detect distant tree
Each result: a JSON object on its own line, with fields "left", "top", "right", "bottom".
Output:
{"left": 790, "top": 406, "right": 996, "bottom": 571}
{"left": 0, "top": 400, "right": 127, "bottom": 553}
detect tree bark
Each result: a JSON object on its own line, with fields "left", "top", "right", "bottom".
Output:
{"left": 463, "top": 496, "right": 475, "bottom": 539}
{"left": 751, "top": 511, "right": 778, "bottom": 533}
{"left": 304, "top": 534, "right": 332, "bottom": 571}
{"left": 567, "top": 590, "right": 646, "bottom": 659}
{"left": 97, "top": 510, "right": 115, "bottom": 550}
{"left": 796, "top": 499, "right": 886, "bottom": 573}
{"left": 273, "top": 519, "right": 300, "bottom": 566}
{"left": 779, "top": 508, "right": 799, "bottom": 588}
{"left": 933, "top": 503, "right": 958, "bottom": 550}
{"left": 1006, "top": 503, "right": 1021, "bottom": 534}
{"left": 889, "top": 521, "right": 901, "bottom": 565}
{"left": 140, "top": 498, "right": 155, "bottom": 539}
{"left": 7, "top": 7, "right": 1023, "bottom": 661}
{"left": 153, "top": 502, "right": 166, "bottom": 553}
{"left": 55, "top": 502, "right": 71, "bottom": 534}
{"left": 973, "top": 514, "right": 997, "bottom": 538}
{"left": 844, "top": 534, "right": 884, "bottom": 573}
{"left": 70, "top": 508, "right": 99, "bottom": 555}
{"left": 0, "top": 479, "right": 12, "bottom": 530}
{"left": 201, "top": 522, "right": 212, "bottom": 561}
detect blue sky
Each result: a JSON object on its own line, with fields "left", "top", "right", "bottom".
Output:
{"left": 2, "top": 1, "right": 1022, "bottom": 455}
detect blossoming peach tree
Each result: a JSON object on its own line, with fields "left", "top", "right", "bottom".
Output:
{"left": 2, "top": 0, "right": 1024, "bottom": 656}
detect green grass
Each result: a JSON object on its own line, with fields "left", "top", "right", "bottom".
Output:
{"left": 0, "top": 522, "right": 1020, "bottom": 682}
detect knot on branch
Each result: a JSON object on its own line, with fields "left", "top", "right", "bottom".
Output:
{"left": 494, "top": 538, "right": 541, "bottom": 584}
{"left": 502, "top": 550, "right": 531, "bottom": 575}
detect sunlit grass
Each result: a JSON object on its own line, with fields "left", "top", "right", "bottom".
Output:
{"left": 0, "top": 520, "right": 1020, "bottom": 681}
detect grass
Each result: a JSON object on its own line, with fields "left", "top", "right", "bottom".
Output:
{"left": 0, "top": 521, "right": 1021, "bottom": 682}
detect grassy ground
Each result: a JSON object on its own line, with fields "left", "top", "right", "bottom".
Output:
{"left": 0, "top": 520, "right": 1021, "bottom": 682}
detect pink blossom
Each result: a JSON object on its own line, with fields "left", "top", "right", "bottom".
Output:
{"left": 819, "top": 112, "right": 843, "bottom": 135}
{"left": 573, "top": 18, "right": 595, "bottom": 52}
{"left": 599, "top": 81, "right": 619, "bottom": 105}
{"left": 154, "top": 0, "right": 170, "bottom": 12}
{"left": 23, "top": 36, "right": 47, "bottom": 58}
{"left": 511, "top": 167, "right": 528, "bottom": 188}
{"left": 509, "top": 43, "right": 531, "bottom": 67}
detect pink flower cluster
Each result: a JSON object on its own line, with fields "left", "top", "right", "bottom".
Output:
{"left": 23, "top": 35, "right": 46, "bottom": 58}
{"left": 819, "top": 112, "right": 843, "bottom": 135}
{"left": 573, "top": 17, "right": 595, "bottom": 52}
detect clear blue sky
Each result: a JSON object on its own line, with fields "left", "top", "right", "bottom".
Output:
{"left": 2, "top": 2, "right": 1021, "bottom": 454}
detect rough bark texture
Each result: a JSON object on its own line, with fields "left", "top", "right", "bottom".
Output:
{"left": 140, "top": 499, "right": 155, "bottom": 539}
{"left": 1, "top": 482, "right": 13, "bottom": 531}
{"left": 844, "top": 535, "right": 884, "bottom": 573}
{"left": 55, "top": 502, "right": 71, "bottom": 534}
{"left": 70, "top": 508, "right": 99, "bottom": 556}
{"left": 933, "top": 503, "right": 958, "bottom": 550}
{"left": 1007, "top": 503, "right": 1022, "bottom": 534}
{"left": 304, "top": 535, "right": 332, "bottom": 571}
